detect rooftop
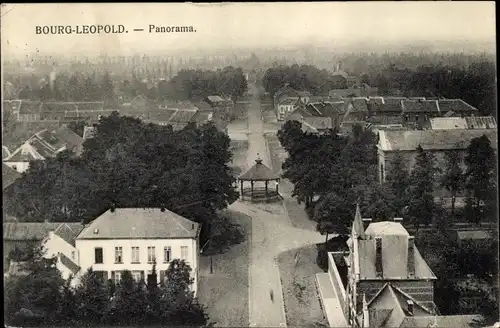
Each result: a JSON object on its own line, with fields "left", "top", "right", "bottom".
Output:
{"left": 429, "top": 117, "right": 468, "bottom": 130}
{"left": 77, "top": 208, "right": 200, "bottom": 240}
{"left": 238, "top": 157, "right": 280, "bottom": 181}
{"left": 2, "top": 163, "right": 21, "bottom": 190}
{"left": 3, "top": 222, "right": 81, "bottom": 241}
{"left": 401, "top": 99, "right": 440, "bottom": 113}
{"left": 378, "top": 129, "right": 498, "bottom": 151}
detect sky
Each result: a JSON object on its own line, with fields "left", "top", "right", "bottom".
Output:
{"left": 0, "top": 2, "right": 496, "bottom": 57}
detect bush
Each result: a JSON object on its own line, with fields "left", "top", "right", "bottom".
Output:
{"left": 316, "top": 235, "right": 348, "bottom": 271}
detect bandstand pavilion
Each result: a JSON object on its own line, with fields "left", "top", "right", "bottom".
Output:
{"left": 238, "top": 155, "right": 282, "bottom": 202}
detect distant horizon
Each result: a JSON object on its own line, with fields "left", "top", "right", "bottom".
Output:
{"left": 1, "top": 2, "right": 495, "bottom": 58}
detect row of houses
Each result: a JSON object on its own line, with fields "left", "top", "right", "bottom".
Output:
{"left": 4, "top": 94, "right": 234, "bottom": 125}
{"left": 316, "top": 206, "right": 483, "bottom": 328}
{"left": 4, "top": 207, "right": 201, "bottom": 295}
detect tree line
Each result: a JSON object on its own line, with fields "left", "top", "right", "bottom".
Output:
{"left": 262, "top": 59, "right": 496, "bottom": 117}
{"left": 4, "top": 247, "right": 207, "bottom": 327}
{"left": 262, "top": 64, "right": 342, "bottom": 96}
{"left": 12, "top": 66, "right": 248, "bottom": 105}
{"left": 4, "top": 112, "right": 239, "bottom": 226}
{"left": 278, "top": 121, "right": 497, "bottom": 237}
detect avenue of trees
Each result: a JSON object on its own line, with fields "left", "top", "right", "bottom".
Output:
{"left": 4, "top": 112, "right": 239, "bottom": 226}
{"left": 278, "top": 121, "right": 497, "bottom": 236}
{"left": 4, "top": 247, "right": 207, "bottom": 327}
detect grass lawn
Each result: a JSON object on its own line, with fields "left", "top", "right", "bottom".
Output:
{"left": 277, "top": 245, "right": 328, "bottom": 327}
{"left": 197, "top": 209, "right": 251, "bottom": 327}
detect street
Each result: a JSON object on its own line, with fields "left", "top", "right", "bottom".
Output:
{"left": 227, "top": 83, "right": 325, "bottom": 327}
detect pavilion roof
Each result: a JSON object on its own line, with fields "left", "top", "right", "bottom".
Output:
{"left": 238, "top": 157, "right": 280, "bottom": 181}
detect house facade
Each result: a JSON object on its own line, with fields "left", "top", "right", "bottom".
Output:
{"left": 75, "top": 208, "right": 201, "bottom": 295}
{"left": 276, "top": 98, "right": 298, "bottom": 121}
{"left": 376, "top": 129, "right": 498, "bottom": 200}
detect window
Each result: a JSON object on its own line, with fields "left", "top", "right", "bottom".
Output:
{"left": 114, "top": 271, "right": 122, "bottom": 284}
{"left": 181, "top": 246, "right": 188, "bottom": 261}
{"left": 131, "top": 247, "right": 140, "bottom": 263}
{"left": 94, "top": 247, "right": 103, "bottom": 264}
{"left": 71, "top": 251, "right": 76, "bottom": 260}
{"left": 132, "top": 270, "right": 143, "bottom": 283}
{"left": 115, "top": 247, "right": 123, "bottom": 263}
{"left": 147, "top": 246, "right": 156, "bottom": 263}
{"left": 164, "top": 246, "right": 171, "bottom": 263}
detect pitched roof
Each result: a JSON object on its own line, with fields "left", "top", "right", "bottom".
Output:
{"left": 399, "top": 315, "right": 481, "bottom": 328}
{"left": 356, "top": 222, "right": 436, "bottom": 280}
{"left": 430, "top": 117, "right": 468, "bottom": 130}
{"left": 2, "top": 163, "right": 21, "bottom": 189}
{"left": 402, "top": 99, "right": 440, "bottom": 113}
{"left": 278, "top": 98, "right": 298, "bottom": 106}
{"left": 77, "top": 208, "right": 200, "bottom": 239}
{"left": 3, "top": 222, "right": 63, "bottom": 240}
{"left": 378, "top": 129, "right": 498, "bottom": 151}
{"left": 465, "top": 116, "right": 497, "bottom": 129}
{"left": 59, "top": 252, "right": 81, "bottom": 275}
{"left": 238, "top": 157, "right": 280, "bottom": 181}
{"left": 352, "top": 204, "right": 365, "bottom": 238}
{"left": 308, "top": 101, "right": 345, "bottom": 117}
{"left": 2, "top": 147, "right": 10, "bottom": 159}
{"left": 438, "top": 99, "right": 478, "bottom": 114}
{"left": 169, "top": 109, "right": 197, "bottom": 123}
{"left": 303, "top": 117, "right": 333, "bottom": 130}
{"left": 349, "top": 98, "right": 369, "bottom": 112}
{"left": 55, "top": 126, "right": 84, "bottom": 150}
{"left": 54, "top": 223, "right": 85, "bottom": 246}
{"left": 190, "top": 110, "right": 213, "bottom": 124}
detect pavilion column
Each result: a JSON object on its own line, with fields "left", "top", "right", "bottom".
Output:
{"left": 276, "top": 179, "right": 279, "bottom": 194}
{"left": 240, "top": 180, "right": 244, "bottom": 199}
{"left": 250, "top": 180, "right": 254, "bottom": 200}
{"left": 265, "top": 180, "right": 269, "bottom": 202}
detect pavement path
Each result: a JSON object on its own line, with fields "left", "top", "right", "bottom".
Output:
{"left": 233, "top": 83, "right": 326, "bottom": 328}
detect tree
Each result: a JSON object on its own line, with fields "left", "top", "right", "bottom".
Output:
{"left": 441, "top": 151, "right": 464, "bottom": 216}
{"left": 111, "top": 270, "right": 148, "bottom": 324}
{"left": 313, "top": 192, "right": 354, "bottom": 236}
{"left": 386, "top": 153, "right": 409, "bottom": 215}
{"left": 74, "top": 268, "right": 110, "bottom": 324}
{"left": 101, "top": 70, "right": 116, "bottom": 105}
{"left": 160, "top": 259, "right": 208, "bottom": 326}
{"left": 406, "top": 146, "right": 440, "bottom": 229}
{"left": 464, "top": 135, "right": 496, "bottom": 223}
{"left": 4, "top": 246, "right": 65, "bottom": 326}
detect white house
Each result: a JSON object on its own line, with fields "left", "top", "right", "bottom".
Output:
{"left": 41, "top": 223, "right": 85, "bottom": 286}
{"left": 277, "top": 98, "right": 298, "bottom": 121}
{"left": 3, "top": 126, "right": 84, "bottom": 173}
{"left": 75, "top": 207, "right": 201, "bottom": 295}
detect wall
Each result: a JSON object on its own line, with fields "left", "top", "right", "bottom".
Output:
{"left": 43, "top": 231, "right": 79, "bottom": 281}
{"left": 378, "top": 148, "right": 468, "bottom": 198}
{"left": 4, "top": 161, "right": 30, "bottom": 173}
{"left": 75, "top": 237, "right": 199, "bottom": 295}
{"left": 328, "top": 252, "right": 349, "bottom": 320}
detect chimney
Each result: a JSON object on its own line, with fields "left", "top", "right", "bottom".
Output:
{"left": 362, "top": 218, "right": 372, "bottom": 229}
{"left": 393, "top": 217, "right": 403, "bottom": 223}
{"left": 406, "top": 300, "right": 414, "bottom": 316}
{"left": 407, "top": 236, "right": 415, "bottom": 278}
{"left": 191, "top": 224, "right": 195, "bottom": 230}
{"left": 375, "top": 237, "right": 383, "bottom": 277}
{"left": 160, "top": 205, "right": 166, "bottom": 212}
{"left": 110, "top": 203, "right": 116, "bottom": 213}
